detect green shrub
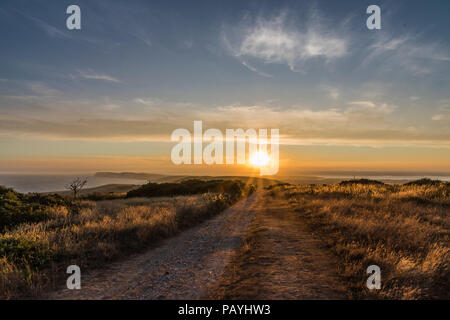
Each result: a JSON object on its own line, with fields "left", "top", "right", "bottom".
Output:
{"left": 126, "top": 179, "right": 253, "bottom": 199}
{"left": 0, "top": 186, "right": 67, "bottom": 232}
{"left": 339, "top": 179, "right": 385, "bottom": 186}
{"left": 0, "top": 237, "right": 50, "bottom": 268}
{"left": 404, "top": 178, "right": 443, "bottom": 186}
{"left": 80, "top": 192, "right": 125, "bottom": 201}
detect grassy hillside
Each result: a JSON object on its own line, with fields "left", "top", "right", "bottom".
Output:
{"left": 269, "top": 179, "right": 449, "bottom": 299}
{"left": 0, "top": 180, "right": 254, "bottom": 299}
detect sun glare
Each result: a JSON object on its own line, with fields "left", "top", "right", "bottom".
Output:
{"left": 249, "top": 151, "right": 271, "bottom": 167}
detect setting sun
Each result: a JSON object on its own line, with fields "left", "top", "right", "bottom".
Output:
{"left": 249, "top": 151, "right": 271, "bottom": 167}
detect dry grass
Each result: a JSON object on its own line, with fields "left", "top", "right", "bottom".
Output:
{"left": 0, "top": 194, "right": 237, "bottom": 299}
{"left": 271, "top": 182, "right": 449, "bottom": 299}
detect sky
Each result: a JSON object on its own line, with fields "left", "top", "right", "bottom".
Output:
{"left": 0, "top": 0, "right": 449, "bottom": 175}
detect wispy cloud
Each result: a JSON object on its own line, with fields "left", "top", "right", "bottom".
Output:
{"left": 240, "top": 61, "right": 273, "bottom": 78}
{"left": 75, "top": 70, "right": 121, "bottom": 83}
{"left": 28, "top": 82, "right": 61, "bottom": 96}
{"left": 133, "top": 32, "right": 153, "bottom": 47}
{"left": 349, "top": 101, "right": 376, "bottom": 108}
{"left": 345, "top": 102, "right": 395, "bottom": 122}
{"left": 181, "top": 40, "right": 194, "bottom": 49}
{"left": 0, "top": 97, "right": 446, "bottom": 147}
{"left": 364, "top": 34, "right": 450, "bottom": 75}
{"left": 223, "top": 11, "right": 348, "bottom": 73}
{"left": 432, "top": 99, "right": 450, "bottom": 121}
{"left": 24, "top": 14, "right": 71, "bottom": 39}
{"left": 432, "top": 114, "right": 450, "bottom": 121}
{"left": 134, "top": 98, "right": 158, "bottom": 105}
{"left": 321, "top": 85, "right": 340, "bottom": 100}
{"left": 204, "top": 102, "right": 395, "bottom": 126}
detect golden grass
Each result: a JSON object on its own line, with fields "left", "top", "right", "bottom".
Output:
{"left": 271, "top": 183, "right": 449, "bottom": 299}
{"left": 0, "top": 194, "right": 235, "bottom": 299}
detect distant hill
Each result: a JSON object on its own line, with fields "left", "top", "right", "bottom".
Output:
{"left": 95, "top": 172, "right": 168, "bottom": 181}
{"left": 94, "top": 172, "right": 281, "bottom": 187}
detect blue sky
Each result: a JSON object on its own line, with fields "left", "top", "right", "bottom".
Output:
{"left": 0, "top": 0, "right": 449, "bottom": 173}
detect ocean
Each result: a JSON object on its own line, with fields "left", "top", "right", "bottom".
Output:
{"left": 0, "top": 174, "right": 146, "bottom": 193}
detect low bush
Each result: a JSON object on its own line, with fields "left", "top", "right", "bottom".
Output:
{"left": 126, "top": 179, "right": 254, "bottom": 199}
{"left": 0, "top": 187, "right": 67, "bottom": 232}
{"left": 404, "top": 178, "right": 444, "bottom": 187}
{"left": 339, "top": 179, "right": 385, "bottom": 186}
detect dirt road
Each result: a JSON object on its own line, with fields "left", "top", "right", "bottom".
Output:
{"left": 49, "top": 190, "right": 348, "bottom": 299}
{"left": 206, "top": 193, "right": 349, "bottom": 299}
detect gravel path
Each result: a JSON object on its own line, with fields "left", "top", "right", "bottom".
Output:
{"left": 207, "top": 195, "right": 350, "bottom": 299}
{"left": 49, "top": 192, "right": 262, "bottom": 300}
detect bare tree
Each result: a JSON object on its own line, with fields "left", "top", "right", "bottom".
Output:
{"left": 66, "top": 177, "right": 88, "bottom": 198}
